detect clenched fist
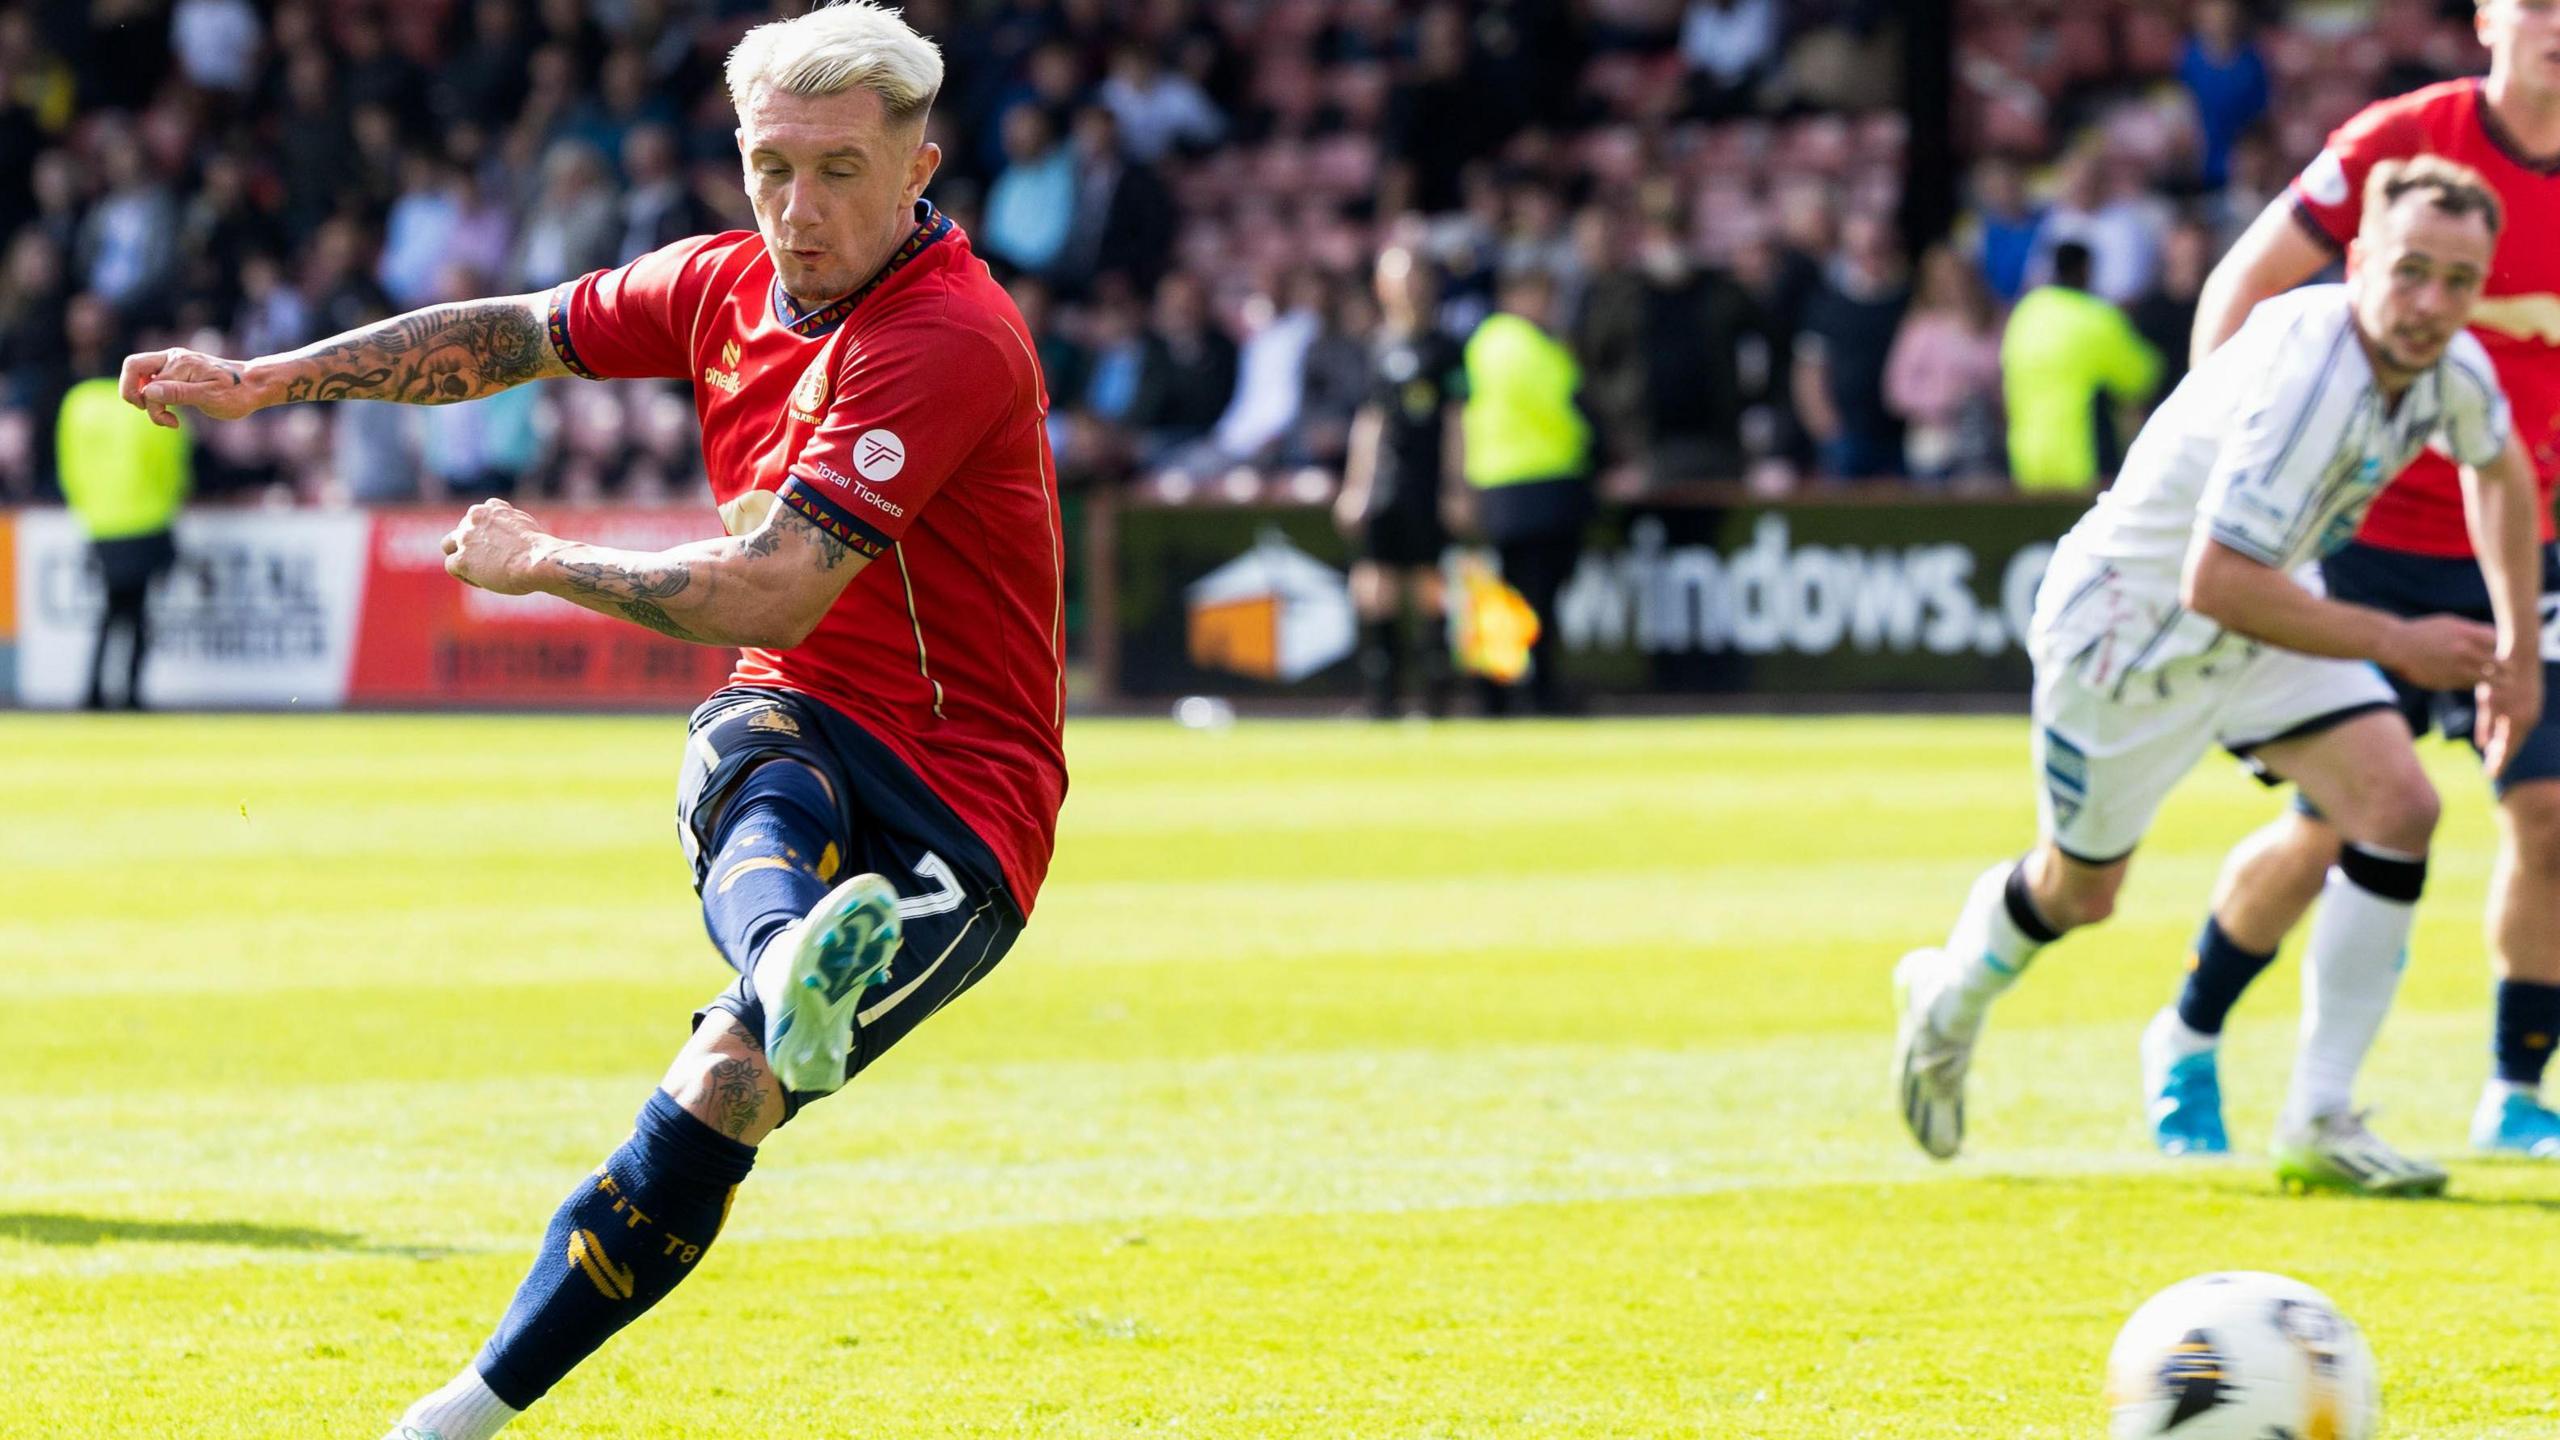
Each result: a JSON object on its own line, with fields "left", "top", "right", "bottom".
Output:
{"left": 120, "top": 347, "right": 268, "bottom": 427}
{"left": 441, "top": 500, "right": 557, "bottom": 595}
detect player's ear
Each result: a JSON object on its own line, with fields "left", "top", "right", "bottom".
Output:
{"left": 906, "top": 139, "right": 941, "bottom": 205}
{"left": 2345, "top": 235, "right": 2365, "bottom": 278}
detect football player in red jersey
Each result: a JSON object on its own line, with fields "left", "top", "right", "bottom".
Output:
{"left": 2140, "top": 0, "right": 2560, "bottom": 1166}
{"left": 120, "top": 7, "right": 1067, "bottom": 1436}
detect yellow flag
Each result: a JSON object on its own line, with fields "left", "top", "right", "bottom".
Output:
{"left": 1453, "top": 554, "right": 1540, "bottom": 683}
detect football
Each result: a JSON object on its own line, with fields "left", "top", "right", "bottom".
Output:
{"left": 2105, "top": 1272, "right": 2380, "bottom": 1440}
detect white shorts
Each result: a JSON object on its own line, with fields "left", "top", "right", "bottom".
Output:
{"left": 2032, "top": 645, "right": 2398, "bottom": 863}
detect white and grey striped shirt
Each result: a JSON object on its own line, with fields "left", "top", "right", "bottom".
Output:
{"left": 2034, "top": 284, "right": 2512, "bottom": 697}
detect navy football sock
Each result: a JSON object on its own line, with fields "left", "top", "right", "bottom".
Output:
{"left": 2175, "top": 916, "right": 2280, "bottom": 1037}
{"left": 2494, "top": 979, "right": 2560, "bottom": 1088}
{"left": 475, "top": 1091, "right": 756, "bottom": 1410}
{"left": 700, "top": 760, "right": 842, "bottom": 976}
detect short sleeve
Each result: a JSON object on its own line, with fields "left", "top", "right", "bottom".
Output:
{"left": 2288, "top": 100, "right": 2422, "bottom": 253}
{"left": 2434, "top": 330, "right": 2514, "bottom": 468}
{"left": 773, "top": 320, "right": 1017, "bottom": 560}
{"left": 2199, "top": 306, "right": 2348, "bottom": 566}
{"left": 547, "top": 233, "right": 732, "bottom": 382}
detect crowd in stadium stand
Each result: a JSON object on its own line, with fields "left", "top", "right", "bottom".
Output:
{"left": 0, "top": 0, "right": 2498, "bottom": 512}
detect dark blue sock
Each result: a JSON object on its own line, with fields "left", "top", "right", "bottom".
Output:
{"left": 475, "top": 1091, "right": 756, "bottom": 1409}
{"left": 2494, "top": 979, "right": 2560, "bottom": 1087}
{"left": 2174, "top": 916, "right": 2279, "bottom": 1037}
{"left": 700, "top": 760, "right": 842, "bottom": 976}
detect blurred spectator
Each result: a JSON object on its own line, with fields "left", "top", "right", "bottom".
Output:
{"left": 2027, "top": 147, "right": 2166, "bottom": 306}
{"left": 169, "top": 0, "right": 262, "bottom": 97}
{"left": 1098, "top": 42, "right": 1224, "bottom": 163}
{"left": 78, "top": 124, "right": 180, "bottom": 317}
{"left": 232, "top": 252, "right": 311, "bottom": 362}
{"left": 436, "top": 0, "right": 534, "bottom": 127}
{"left": 412, "top": 265, "right": 544, "bottom": 503}
{"left": 1461, "top": 268, "right": 1590, "bottom": 716}
{"left": 1129, "top": 270, "right": 1238, "bottom": 467}
{"left": 1792, "top": 211, "right": 1909, "bottom": 481}
{"left": 300, "top": 218, "right": 417, "bottom": 502}
{"left": 1679, "top": 0, "right": 1778, "bottom": 120}
{"left": 1383, "top": 5, "right": 1506, "bottom": 216}
{"left": 1884, "top": 243, "right": 2003, "bottom": 486}
{"left": 1193, "top": 269, "right": 1328, "bottom": 472}
{"left": 379, "top": 153, "right": 471, "bottom": 310}
{"left": 1052, "top": 105, "right": 1175, "bottom": 299}
{"left": 56, "top": 294, "right": 187, "bottom": 711}
{"left": 1335, "top": 245, "right": 1460, "bottom": 719}
{"left": 2205, "top": 125, "right": 2286, "bottom": 255}
{"left": 25, "top": 149, "right": 84, "bottom": 259}
{"left": 2000, "top": 241, "right": 2157, "bottom": 493}
{"left": 176, "top": 151, "right": 283, "bottom": 326}
{"left": 1578, "top": 214, "right": 1758, "bottom": 487}
{"left": 277, "top": 46, "right": 359, "bottom": 241}
{"left": 618, "top": 125, "right": 710, "bottom": 263}
{"left": 1071, "top": 283, "right": 1150, "bottom": 474}
{"left": 509, "top": 140, "right": 620, "bottom": 291}
{"left": 1498, "top": 182, "right": 1579, "bottom": 292}
{"left": 340, "top": 9, "right": 431, "bottom": 130}
{"left": 2129, "top": 218, "right": 2213, "bottom": 402}
{"left": 1292, "top": 277, "right": 1376, "bottom": 469}
{"left": 1962, "top": 156, "right": 2045, "bottom": 306}
{"left": 0, "top": 231, "right": 71, "bottom": 500}
{"left": 984, "top": 104, "right": 1080, "bottom": 275}
{"left": 2179, "top": 0, "right": 2270, "bottom": 190}
{"left": 562, "top": 47, "right": 679, "bottom": 179}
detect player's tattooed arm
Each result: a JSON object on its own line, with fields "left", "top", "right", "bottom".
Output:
{"left": 123, "top": 295, "right": 572, "bottom": 426}
{"left": 442, "top": 497, "right": 871, "bottom": 649}
{"left": 264, "top": 297, "right": 571, "bottom": 406}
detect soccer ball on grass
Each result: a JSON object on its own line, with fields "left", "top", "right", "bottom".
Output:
{"left": 2104, "top": 1271, "right": 2379, "bottom": 1439}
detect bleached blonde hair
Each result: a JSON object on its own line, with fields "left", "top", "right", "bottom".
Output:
{"left": 726, "top": 2, "right": 943, "bottom": 126}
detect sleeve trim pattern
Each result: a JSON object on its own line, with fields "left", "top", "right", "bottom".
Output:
{"left": 545, "top": 282, "right": 600, "bottom": 382}
{"left": 777, "top": 476, "right": 894, "bottom": 561}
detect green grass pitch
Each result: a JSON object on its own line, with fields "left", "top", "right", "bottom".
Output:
{"left": 4, "top": 712, "right": 2557, "bottom": 1438}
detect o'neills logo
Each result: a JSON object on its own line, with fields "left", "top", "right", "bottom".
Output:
{"left": 789, "top": 357, "right": 829, "bottom": 423}
{"left": 702, "top": 364, "right": 741, "bottom": 395}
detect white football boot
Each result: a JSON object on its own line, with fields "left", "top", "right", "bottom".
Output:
{"left": 1894, "top": 948, "right": 1975, "bottom": 1160}
{"left": 756, "top": 873, "right": 905, "bottom": 1095}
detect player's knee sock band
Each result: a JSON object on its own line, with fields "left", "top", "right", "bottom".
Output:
{"left": 475, "top": 1091, "right": 756, "bottom": 1410}
{"left": 2003, "top": 861, "right": 2064, "bottom": 944}
{"left": 699, "top": 759, "right": 842, "bottom": 976}
{"left": 2337, "top": 843, "right": 2426, "bottom": 903}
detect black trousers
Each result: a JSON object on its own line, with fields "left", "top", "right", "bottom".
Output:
{"left": 87, "top": 532, "right": 176, "bottom": 711}
{"left": 1487, "top": 532, "right": 1582, "bottom": 715}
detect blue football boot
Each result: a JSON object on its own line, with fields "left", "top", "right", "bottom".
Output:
{"left": 2142, "top": 1007, "right": 2230, "bottom": 1156}
{"left": 2472, "top": 1088, "right": 2560, "bottom": 1158}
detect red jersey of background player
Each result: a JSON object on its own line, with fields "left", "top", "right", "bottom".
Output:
{"left": 2291, "top": 77, "right": 2560, "bottom": 557}
{"left": 548, "top": 202, "right": 1066, "bottom": 911}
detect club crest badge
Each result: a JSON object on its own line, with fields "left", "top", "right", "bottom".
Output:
{"left": 790, "top": 356, "right": 829, "bottom": 425}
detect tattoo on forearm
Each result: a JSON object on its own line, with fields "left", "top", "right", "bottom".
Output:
{"left": 278, "top": 300, "right": 559, "bottom": 405}
{"left": 772, "top": 502, "right": 856, "bottom": 571}
{"left": 553, "top": 556, "right": 706, "bottom": 642}
{"left": 705, "top": 1056, "right": 770, "bottom": 1140}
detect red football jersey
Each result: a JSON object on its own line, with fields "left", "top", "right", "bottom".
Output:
{"left": 2290, "top": 77, "right": 2560, "bottom": 557}
{"left": 548, "top": 206, "right": 1066, "bottom": 911}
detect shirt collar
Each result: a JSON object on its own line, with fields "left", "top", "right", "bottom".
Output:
{"left": 770, "top": 199, "right": 953, "bottom": 339}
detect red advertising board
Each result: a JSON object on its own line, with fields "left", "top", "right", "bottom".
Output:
{"left": 349, "top": 509, "right": 737, "bottom": 707}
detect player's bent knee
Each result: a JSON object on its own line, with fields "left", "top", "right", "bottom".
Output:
{"left": 660, "top": 1013, "right": 784, "bottom": 1145}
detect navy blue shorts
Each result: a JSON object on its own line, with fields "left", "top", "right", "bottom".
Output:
{"left": 2312, "top": 539, "right": 2560, "bottom": 795}
{"left": 676, "top": 686, "right": 1024, "bottom": 1086}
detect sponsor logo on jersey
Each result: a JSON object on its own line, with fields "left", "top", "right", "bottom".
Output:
{"left": 813, "top": 460, "right": 855, "bottom": 490}
{"left": 855, "top": 428, "right": 906, "bottom": 481}
{"left": 702, "top": 362, "right": 742, "bottom": 395}
{"left": 722, "top": 340, "right": 742, "bottom": 367}
{"left": 853, "top": 480, "right": 905, "bottom": 519}
{"left": 790, "top": 356, "right": 830, "bottom": 424}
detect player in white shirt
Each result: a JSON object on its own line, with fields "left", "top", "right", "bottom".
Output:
{"left": 1894, "top": 156, "right": 2544, "bottom": 1194}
